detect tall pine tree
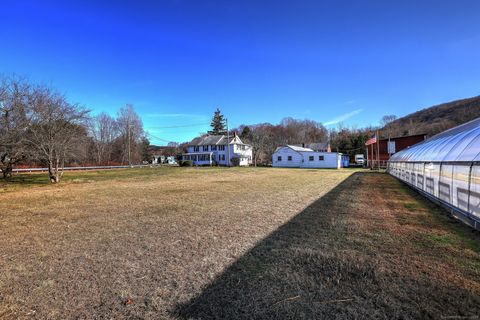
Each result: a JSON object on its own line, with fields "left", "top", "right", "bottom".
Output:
{"left": 208, "top": 108, "right": 227, "bottom": 135}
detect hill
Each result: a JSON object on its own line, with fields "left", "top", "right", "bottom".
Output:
{"left": 384, "top": 95, "right": 480, "bottom": 138}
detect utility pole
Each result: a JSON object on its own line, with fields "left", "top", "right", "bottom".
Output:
{"left": 376, "top": 129, "right": 380, "bottom": 170}
{"left": 128, "top": 123, "right": 132, "bottom": 167}
{"left": 226, "top": 118, "right": 230, "bottom": 167}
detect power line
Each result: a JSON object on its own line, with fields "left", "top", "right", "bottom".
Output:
{"left": 336, "top": 145, "right": 365, "bottom": 153}
{"left": 147, "top": 133, "right": 172, "bottom": 143}
{"left": 147, "top": 123, "right": 210, "bottom": 129}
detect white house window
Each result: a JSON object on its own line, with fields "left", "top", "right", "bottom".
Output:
{"left": 194, "top": 146, "right": 200, "bottom": 152}
{"left": 309, "top": 156, "right": 314, "bottom": 161}
{"left": 203, "top": 146, "right": 208, "bottom": 151}
{"left": 319, "top": 155, "right": 324, "bottom": 161}
{"left": 212, "top": 145, "right": 217, "bottom": 151}
{"left": 288, "top": 156, "right": 292, "bottom": 161}
{"left": 278, "top": 156, "right": 282, "bottom": 161}
{"left": 219, "top": 145, "right": 225, "bottom": 151}
{"left": 222, "top": 155, "right": 226, "bottom": 161}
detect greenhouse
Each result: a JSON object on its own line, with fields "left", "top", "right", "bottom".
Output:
{"left": 388, "top": 117, "right": 480, "bottom": 230}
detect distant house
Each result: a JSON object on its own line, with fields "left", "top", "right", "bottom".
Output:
{"left": 152, "top": 155, "right": 165, "bottom": 164}
{"left": 165, "top": 156, "right": 177, "bottom": 165}
{"left": 182, "top": 133, "right": 252, "bottom": 166}
{"left": 272, "top": 145, "right": 343, "bottom": 169}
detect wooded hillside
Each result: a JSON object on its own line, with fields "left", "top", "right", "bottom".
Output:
{"left": 384, "top": 95, "right": 480, "bottom": 138}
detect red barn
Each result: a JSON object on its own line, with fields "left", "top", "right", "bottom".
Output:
{"left": 366, "top": 134, "right": 426, "bottom": 168}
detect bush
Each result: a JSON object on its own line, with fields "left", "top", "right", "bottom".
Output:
{"left": 231, "top": 157, "right": 240, "bottom": 166}
{"left": 180, "top": 160, "right": 193, "bottom": 167}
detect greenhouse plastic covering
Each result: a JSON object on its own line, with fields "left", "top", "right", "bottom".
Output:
{"left": 388, "top": 117, "right": 480, "bottom": 230}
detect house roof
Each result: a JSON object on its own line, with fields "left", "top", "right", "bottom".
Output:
{"left": 287, "top": 145, "right": 314, "bottom": 152}
{"left": 274, "top": 144, "right": 339, "bottom": 154}
{"left": 188, "top": 134, "right": 248, "bottom": 146}
{"left": 306, "top": 142, "right": 330, "bottom": 151}
{"left": 189, "top": 135, "right": 222, "bottom": 146}
{"left": 291, "top": 142, "right": 330, "bottom": 151}
{"left": 276, "top": 145, "right": 314, "bottom": 152}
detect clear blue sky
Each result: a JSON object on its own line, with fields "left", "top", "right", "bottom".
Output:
{"left": 1, "top": 1, "right": 479, "bottom": 145}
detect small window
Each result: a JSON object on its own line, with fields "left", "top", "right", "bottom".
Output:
{"left": 319, "top": 155, "right": 324, "bottom": 161}
{"left": 288, "top": 156, "right": 292, "bottom": 161}
{"left": 309, "top": 156, "right": 314, "bottom": 161}
{"left": 278, "top": 156, "right": 282, "bottom": 161}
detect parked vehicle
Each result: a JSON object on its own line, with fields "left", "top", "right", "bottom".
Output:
{"left": 355, "top": 154, "right": 365, "bottom": 165}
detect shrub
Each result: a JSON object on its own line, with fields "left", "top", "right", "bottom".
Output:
{"left": 180, "top": 160, "right": 193, "bottom": 167}
{"left": 231, "top": 157, "right": 240, "bottom": 166}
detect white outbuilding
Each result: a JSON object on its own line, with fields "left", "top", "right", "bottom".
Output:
{"left": 272, "top": 145, "right": 342, "bottom": 169}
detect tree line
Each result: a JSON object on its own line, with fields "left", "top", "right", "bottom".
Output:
{"left": 380, "top": 96, "right": 480, "bottom": 138}
{"left": 0, "top": 76, "right": 149, "bottom": 182}
{"left": 1, "top": 76, "right": 402, "bottom": 179}
{"left": 192, "top": 109, "right": 390, "bottom": 166}
{"left": 235, "top": 118, "right": 329, "bottom": 165}
{"left": 234, "top": 120, "right": 378, "bottom": 166}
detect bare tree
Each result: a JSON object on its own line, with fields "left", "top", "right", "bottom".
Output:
{"left": 237, "top": 118, "right": 328, "bottom": 166}
{"left": 27, "top": 86, "right": 89, "bottom": 183}
{"left": 380, "top": 114, "right": 398, "bottom": 143}
{"left": 116, "top": 104, "right": 144, "bottom": 165}
{"left": 241, "top": 124, "right": 277, "bottom": 166}
{"left": 88, "top": 113, "right": 118, "bottom": 165}
{"left": 280, "top": 117, "right": 328, "bottom": 145}
{"left": 0, "top": 76, "right": 31, "bottom": 179}
{"left": 380, "top": 114, "right": 397, "bottom": 128}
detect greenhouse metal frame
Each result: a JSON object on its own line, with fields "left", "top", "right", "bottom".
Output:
{"left": 388, "top": 118, "right": 480, "bottom": 230}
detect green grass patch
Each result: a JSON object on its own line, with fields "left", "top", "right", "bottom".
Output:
{"left": 403, "top": 201, "right": 422, "bottom": 211}
{"left": 425, "top": 233, "right": 457, "bottom": 247}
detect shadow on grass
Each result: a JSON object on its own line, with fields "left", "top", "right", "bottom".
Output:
{"left": 171, "top": 172, "right": 480, "bottom": 319}
{"left": 2, "top": 174, "right": 50, "bottom": 186}
{"left": 0, "top": 167, "right": 175, "bottom": 190}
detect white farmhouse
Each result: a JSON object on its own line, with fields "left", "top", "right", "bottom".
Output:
{"left": 272, "top": 145, "right": 342, "bottom": 169}
{"left": 182, "top": 134, "right": 252, "bottom": 166}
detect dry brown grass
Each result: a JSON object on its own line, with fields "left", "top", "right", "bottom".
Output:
{"left": 0, "top": 168, "right": 479, "bottom": 319}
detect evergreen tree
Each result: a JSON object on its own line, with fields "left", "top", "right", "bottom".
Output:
{"left": 240, "top": 126, "right": 252, "bottom": 141}
{"left": 140, "top": 137, "right": 152, "bottom": 162}
{"left": 208, "top": 108, "right": 227, "bottom": 135}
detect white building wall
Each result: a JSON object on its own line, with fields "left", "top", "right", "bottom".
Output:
{"left": 272, "top": 147, "right": 303, "bottom": 167}
{"left": 185, "top": 143, "right": 252, "bottom": 166}
{"left": 272, "top": 147, "right": 341, "bottom": 169}
{"left": 300, "top": 152, "right": 340, "bottom": 169}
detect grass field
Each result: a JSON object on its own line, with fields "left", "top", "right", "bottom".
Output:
{"left": 1, "top": 167, "right": 479, "bottom": 319}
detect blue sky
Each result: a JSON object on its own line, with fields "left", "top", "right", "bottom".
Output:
{"left": 1, "top": 1, "right": 479, "bottom": 144}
